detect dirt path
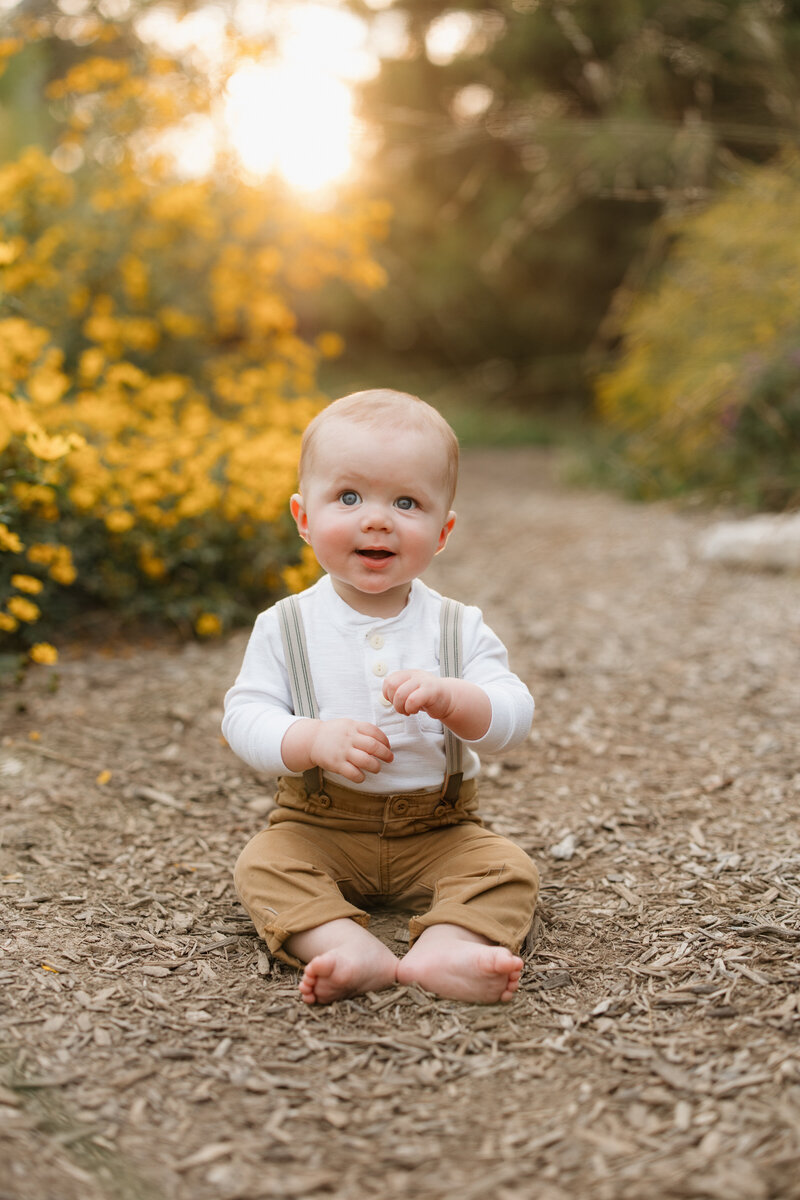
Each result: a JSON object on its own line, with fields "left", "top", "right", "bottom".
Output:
{"left": 2, "top": 448, "right": 799, "bottom": 1200}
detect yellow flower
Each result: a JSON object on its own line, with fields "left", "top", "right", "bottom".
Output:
{"left": 26, "top": 543, "right": 59, "bottom": 565}
{"left": 0, "top": 38, "right": 24, "bottom": 60}
{"left": 29, "top": 643, "right": 58, "bottom": 664}
{"left": 0, "top": 396, "right": 31, "bottom": 445}
{"left": 0, "top": 238, "right": 23, "bottom": 265}
{"left": 105, "top": 509, "right": 135, "bottom": 533}
{"left": 139, "top": 550, "right": 166, "bottom": 579}
{"left": 159, "top": 307, "right": 201, "bottom": 338}
{"left": 79, "top": 348, "right": 105, "bottom": 383}
{"left": 69, "top": 484, "right": 99, "bottom": 511}
{"left": 11, "top": 574, "right": 43, "bottom": 594}
{"left": 281, "top": 544, "right": 320, "bottom": 594}
{"left": 315, "top": 331, "right": 345, "bottom": 359}
{"left": 0, "top": 522, "right": 23, "bottom": 553}
{"left": 195, "top": 612, "right": 222, "bottom": 637}
{"left": 96, "top": 769, "right": 112, "bottom": 785}
{"left": 49, "top": 561, "right": 77, "bottom": 585}
{"left": 0, "top": 612, "right": 19, "bottom": 632}
{"left": 7, "top": 596, "right": 40, "bottom": 623}
{"left": 25, "top": 427, "right": 84, "bottom": 462}
{"left": 27, "top": 368, "right": 69, "bottom": 406}
{"left": 106, "top": 361, "right": 146, "bottom": 388}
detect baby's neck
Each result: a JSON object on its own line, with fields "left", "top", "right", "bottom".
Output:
{"left": 330, "top": 579, "right": 413, "bottom": 619}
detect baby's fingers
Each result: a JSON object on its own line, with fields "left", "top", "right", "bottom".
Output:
{"left": 387, "top": 680, "right": 431, "bottom": 716}
{"left": 358, "top": 722, "right": 392, "bottom": 750}
{"left": 351, "top": 730, "right": 394, "bottom": 774}
{"left": 397, "top": 686, "right": 424, "bottom": 715}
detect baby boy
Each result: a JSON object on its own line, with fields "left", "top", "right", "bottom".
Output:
{"left": 223, "top": 389, "right": 538, "bottom": 1004}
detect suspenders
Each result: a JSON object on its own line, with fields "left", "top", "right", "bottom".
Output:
{"left": 276, "top": 594, "right": 323, "bottom": 798}
{"left": 276, "top": 594, "right": 465, "bottom": 802}
{"left": 438, "top": 597, "right": 465, "bottom": 802}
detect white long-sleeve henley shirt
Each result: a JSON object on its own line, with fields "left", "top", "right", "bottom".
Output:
{"left": 222, "top": 575, "right": 534, "bottom": 793}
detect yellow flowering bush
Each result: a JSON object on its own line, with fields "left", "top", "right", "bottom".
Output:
{"left": 596, "top": 153, "right": 800, "bottom": 509}
{"left": 0, "top": 363, "right": 80, "bottom": 662}
{"left": 0, "top": 13, "right": 388, "bottom": 660}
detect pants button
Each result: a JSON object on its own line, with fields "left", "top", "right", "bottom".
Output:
{"left": 393, "top": 798, "right": 409, "bottom": 815}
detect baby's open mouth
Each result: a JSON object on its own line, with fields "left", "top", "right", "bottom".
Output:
{"left": 357, "top": 549, "right": 395, "bottom": 559}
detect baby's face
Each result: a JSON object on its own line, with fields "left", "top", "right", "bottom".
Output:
{"left": 291, "top": 419, "right": 455, "bottom": 616}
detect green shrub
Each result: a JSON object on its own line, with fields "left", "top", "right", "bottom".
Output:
{"left": 596, "top": 153, "right": 800, "bottom": 509}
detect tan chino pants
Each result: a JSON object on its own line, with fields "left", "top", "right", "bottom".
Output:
{"left": 234, "top": 775, "right": 539, "bottom": 968}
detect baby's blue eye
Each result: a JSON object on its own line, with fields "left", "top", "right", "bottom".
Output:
{"left": 339, "top": 490, "right": 361, "bottom": 506}
{"left": 395, "top": 496, "right": 416, "bottom": 511}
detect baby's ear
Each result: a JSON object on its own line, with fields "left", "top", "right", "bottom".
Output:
{"left": 290, "top": 494, "right": 309, "bottom": 542}
{"left": 436, "top": 511, "right": 456, "bottom": 553}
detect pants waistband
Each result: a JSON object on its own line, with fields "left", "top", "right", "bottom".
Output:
{"left": 270, "top": 775, "right": 480, "bottom": 836}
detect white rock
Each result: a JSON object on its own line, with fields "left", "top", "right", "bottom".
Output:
{"left": 549, "top": 832, "right": 578, "bottom": 860}
{"left": 699, "top": 513, "right": 800, "bottom": 571}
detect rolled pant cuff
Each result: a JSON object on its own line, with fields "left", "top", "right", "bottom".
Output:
{"left": 408, "top": 902, "right": 530, "bottom": 955}
{"left": 262, "top": 900, "right": 370, "bottom": 969}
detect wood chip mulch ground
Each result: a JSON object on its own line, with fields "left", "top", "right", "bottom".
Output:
{"left": 2, "top": 448, "right": 799, "bottom": 1200}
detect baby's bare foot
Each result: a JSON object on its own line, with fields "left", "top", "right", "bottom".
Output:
{"left": 299, "top": 942, "right": 399, "bottom": 1005}
{"left": 397, "top": 926, "right": 523, "bottom": 1003}
{"left": 286, "top": 919, "right": 400, "bottom": 1005}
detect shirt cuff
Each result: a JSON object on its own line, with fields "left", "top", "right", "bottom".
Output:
{"left": 463, "top": 686, "right": 533, "bottom": 755}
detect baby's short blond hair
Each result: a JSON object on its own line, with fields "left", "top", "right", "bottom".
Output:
{"left": 299, "top": 389, "right": 459, "bottom": 508}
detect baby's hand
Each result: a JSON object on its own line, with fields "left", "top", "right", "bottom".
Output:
{"left": 308, "top": 718, "right": 393, "bottom": 784}
{"left": 383, "top": 670, "right": 453, "bottom": 722}
{"left": 383, "top": 671, "right": 492, "bottom": 742}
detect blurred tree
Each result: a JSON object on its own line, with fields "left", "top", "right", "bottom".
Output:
{"left": 331, "top": 0, "right": 800, "bottom": 403}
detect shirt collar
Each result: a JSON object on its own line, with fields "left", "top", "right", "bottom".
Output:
{"left": 318, "top": 574, "right": 422, "bottom": 630}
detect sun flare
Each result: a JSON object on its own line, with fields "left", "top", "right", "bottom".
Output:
{"left": 138, "top": 1, "right": 374, "bottom": 194}
{"left": 223, "top": 2, "right": 375, "bottom": 194}
{"left": 225, "top": 62, "right": 354, "bottom": 193}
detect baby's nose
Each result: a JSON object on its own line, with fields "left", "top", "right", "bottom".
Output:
{"left": 361, "top": 502, "right": 392, "bottom": 530}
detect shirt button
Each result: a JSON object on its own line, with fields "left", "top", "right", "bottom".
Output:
{"left": 379, "top": 694, "right": 393, "bottom": 708}
{"left": 368, "top": 633, "right": 385, "bottom": 649}
{"left": 372, "top": 661, "right": 387, "bottom": 677}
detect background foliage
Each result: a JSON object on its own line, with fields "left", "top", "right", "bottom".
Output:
{"left": 328, "top": 0, "right": 800, "bottom": 404}
{"left": 597, "top": 151, "right": 800, "bottom": 510}
{"left": 2, "top": 0, "right": 799, "bottom": 667}
{"left": 0, "top": 6, "right": 386, "bottom": 662}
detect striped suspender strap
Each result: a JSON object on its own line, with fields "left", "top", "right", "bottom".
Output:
{"left": 439, "top": 597, "right": 465, "bottom": 803}
{"left": 276, "top": 595, "right": 323, "bottom": 795}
